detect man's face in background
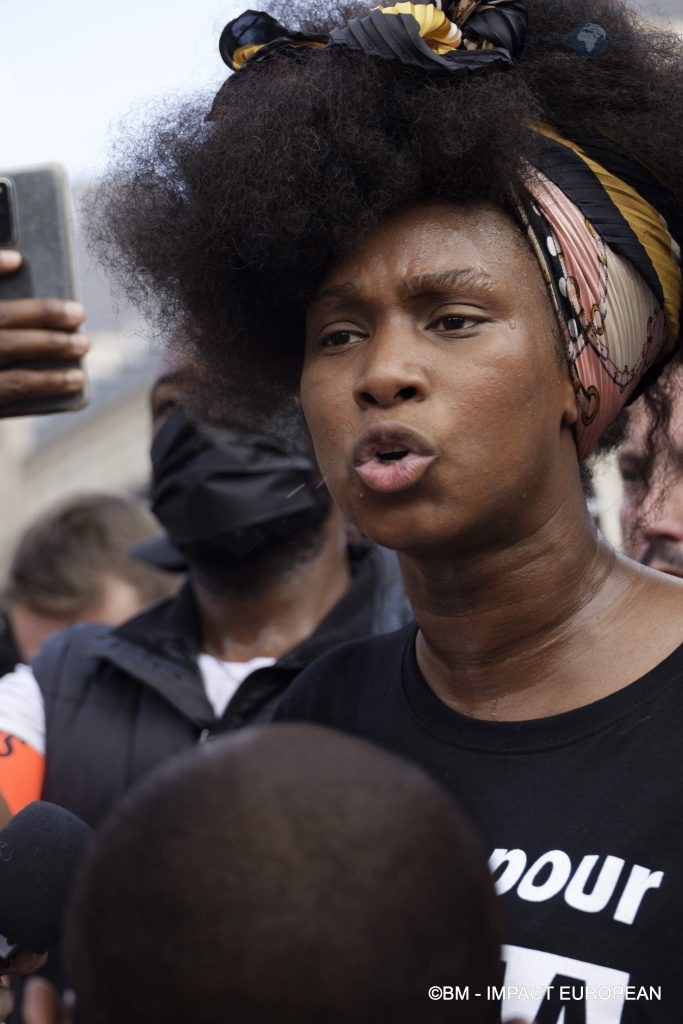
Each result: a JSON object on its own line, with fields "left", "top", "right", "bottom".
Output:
{"left": 9, "top": 575, "right": 148, "bottom": 663}
{"left": 150, "top": 370, "right": 188, "bottom": 435}
{"left": 619, "top": 390, "right": 683, "bottom": 577}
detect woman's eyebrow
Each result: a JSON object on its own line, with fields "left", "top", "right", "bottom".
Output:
{"left": 309, "top": 268, "right": 494, "bottom": 310}
{"left": 405, "top": 268, "right": 494, "bottom": 294}
{"left": 309, "top": 282, "right": 362, "bottom": 309}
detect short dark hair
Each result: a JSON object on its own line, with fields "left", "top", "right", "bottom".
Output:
{"left": 4, "top": 493, "right": 175, "bottom": 616}
{"left": 65, "top": 724, "right": 501, "bottom": 1024}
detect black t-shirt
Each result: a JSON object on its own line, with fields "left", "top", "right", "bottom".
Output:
{"left": 275, "top": 623, "right": 683, "bottom": 1023}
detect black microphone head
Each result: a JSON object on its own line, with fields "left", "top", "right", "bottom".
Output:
{"left": 0, "top": 802, "right": 91, "bottom": 954}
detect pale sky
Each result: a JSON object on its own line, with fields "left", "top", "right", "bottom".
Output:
{"left": 2, "top": 0, "right": 681, "bottom": 180}
{"left": 1, "top": 0, "right": 242, "bottom": 179}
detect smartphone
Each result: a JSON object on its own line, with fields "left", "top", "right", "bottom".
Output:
{"left": 0, "top": 164, "right": 88, "bottom": 417}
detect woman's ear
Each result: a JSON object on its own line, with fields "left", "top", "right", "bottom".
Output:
{"left": 561, "top": 366, "right": 579, "bottom": 428}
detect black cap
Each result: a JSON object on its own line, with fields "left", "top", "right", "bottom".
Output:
{"left": 130, "top": 534, "right": 187, "bottom": 573}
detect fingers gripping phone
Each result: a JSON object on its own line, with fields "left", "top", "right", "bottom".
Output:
{"left": 0, "top": 164, "right": 88, "bottom": 416}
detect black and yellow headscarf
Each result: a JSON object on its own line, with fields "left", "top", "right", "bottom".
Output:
{"left": 219, "top": 0, "right": 528, "bottom": 74}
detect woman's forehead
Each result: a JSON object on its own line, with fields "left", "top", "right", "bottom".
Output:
{"left": 315, "top": 202, "right": 534, "bottom": 296}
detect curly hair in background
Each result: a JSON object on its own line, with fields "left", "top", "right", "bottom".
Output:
{"left": 87, "top": 0, "right": 683, "bottom": 479}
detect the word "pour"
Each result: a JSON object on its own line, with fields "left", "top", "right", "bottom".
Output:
{"left": 489, "top": 847, "right": 663, "bottom": 926}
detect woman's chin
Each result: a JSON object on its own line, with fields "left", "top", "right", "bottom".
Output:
{"left": 348, "top": 514, "right": 461, "bottom": 557}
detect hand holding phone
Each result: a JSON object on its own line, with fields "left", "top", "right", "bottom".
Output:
{"left": 0, "top": 251, "right": 88, "bottom": 414}
{"left": 0, "top": 165, "right": 89, "bottom": 418}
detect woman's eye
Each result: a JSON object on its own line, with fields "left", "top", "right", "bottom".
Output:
{"left": 434, "top": 314, "right": 477, "bottom": 331}
{"left": 619, "top": 468, "right": 644, "bottom": 487}
{"left": 319, "top": 329, "right": 363, "bottom": 349}
{"left": 618, "top": 459, "right": 646, "bottom": 490}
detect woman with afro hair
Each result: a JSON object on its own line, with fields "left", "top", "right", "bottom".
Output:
{"left": 92, "top": 0, "right": 683, "bottom": 1017}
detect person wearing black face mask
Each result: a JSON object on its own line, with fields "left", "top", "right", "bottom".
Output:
{"left": 0, "top": 406, "right": 410, "bottom": 830}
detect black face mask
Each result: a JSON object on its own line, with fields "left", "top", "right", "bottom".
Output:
{"left": 150, "top": 409, "right": 322, "bottom": 558}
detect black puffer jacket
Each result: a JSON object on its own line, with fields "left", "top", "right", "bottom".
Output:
{"left": 33, "top": 542, "right": 411, "bottom": 827}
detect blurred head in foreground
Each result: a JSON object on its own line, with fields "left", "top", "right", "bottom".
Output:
{"left": 3, "top": 493, "right": 177, "bottom": 661}
{"left": 66, "top": 724, "right": 501, "bottom": 1024}
{"left": 619, "top": 369, "right": 683, "bottom": 576}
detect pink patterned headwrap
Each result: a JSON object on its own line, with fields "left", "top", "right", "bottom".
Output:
{"left": 518, "top": 125, "right": 681, "bottom": 458}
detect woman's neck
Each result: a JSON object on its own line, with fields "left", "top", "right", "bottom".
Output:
{"left": 399, "top": 491, "right": 634, "bottom": 720}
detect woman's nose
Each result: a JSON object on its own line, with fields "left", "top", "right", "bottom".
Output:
{"left": 352, "top": 327, "right": 428, "bottom": 410}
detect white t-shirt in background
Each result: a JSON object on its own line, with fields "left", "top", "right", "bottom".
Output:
{"left": 197, "top": 653, "right": 276, "bottom": 718}
{"left": 0, "top": 654, "right": 277, "bottom": 755}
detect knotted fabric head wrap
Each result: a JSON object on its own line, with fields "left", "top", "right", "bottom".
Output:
{"left": 219, "top": 0, "right": 528, "bottom": 74}
{"left": 516, "top": 124, "right": 681, "bottom": 457}
{"left": 217, "top": 1, "right": 682, "bottom": 458}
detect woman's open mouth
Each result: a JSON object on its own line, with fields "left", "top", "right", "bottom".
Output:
{"left": 351, "top": 421, "right": 437, "bottom": 494}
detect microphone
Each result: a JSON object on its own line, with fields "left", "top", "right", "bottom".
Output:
{"left": 0, "top": 802, "right": 91, "bottom": 962}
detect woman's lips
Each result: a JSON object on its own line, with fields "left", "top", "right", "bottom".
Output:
{"left": 351, "top": 421, "right": 437, "bottom": 494}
